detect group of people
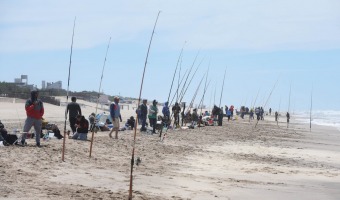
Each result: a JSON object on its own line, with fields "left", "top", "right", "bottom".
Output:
{"left": 136, "top": 99, "right": 159, "bottom": 134}
{"left": 7, "top": 89, "right": 294, "bottom": 148}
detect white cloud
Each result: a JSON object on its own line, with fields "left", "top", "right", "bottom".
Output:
{"left": 0, "top": 0, "right": 340, "bottom": 53}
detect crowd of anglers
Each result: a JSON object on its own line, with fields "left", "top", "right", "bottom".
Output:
{"left": 0, "top": 90, "right": 292, "bottom": 147}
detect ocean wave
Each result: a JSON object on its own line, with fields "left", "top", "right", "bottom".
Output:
{"left": 293, "top": 110, "right": 340, "bottom": 130}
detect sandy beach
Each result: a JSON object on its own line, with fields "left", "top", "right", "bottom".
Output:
{"left": 0, "top": 98, "right": 339, "bottom": 200}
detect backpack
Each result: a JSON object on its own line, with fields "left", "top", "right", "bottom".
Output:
{"left": 6, "top": 134, "right": 18, "bottom": 145}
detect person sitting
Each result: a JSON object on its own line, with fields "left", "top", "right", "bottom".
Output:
{"left": 0, "top": 120, "right": 9, "bottom": 146}
{"left": 100, "top": 118, "right": 112, "bottom": 131}
{"left": 51, "top": 124, "right": 63, "bottom": 139}
{"left": 70, "top": 115, "right": 89, "bottom": 140}
{"left": 125, "top": 116, "right": 136, "bottom": 130}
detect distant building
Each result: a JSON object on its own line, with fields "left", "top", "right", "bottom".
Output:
{"left": 13, "top": 75, "right": 34, "bottom": 90}
{"left": 46, "top": 81, "right": 62, "bottom": 89}
{"left": 42, "top": 81, "right": 46, "bottom": 89}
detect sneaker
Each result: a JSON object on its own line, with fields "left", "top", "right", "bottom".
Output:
{"left": 36, "top": 143, "right": 41, "bottom": 148}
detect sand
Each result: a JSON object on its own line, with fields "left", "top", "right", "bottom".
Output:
{"left": 0, "top": 98, "right": 339, "bottom": 200}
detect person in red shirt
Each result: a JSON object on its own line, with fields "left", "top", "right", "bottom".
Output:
{"left": 21, "top": 90, "right": 44, "bottom": 147}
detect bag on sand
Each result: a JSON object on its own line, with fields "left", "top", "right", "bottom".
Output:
{"left": 6, "top": 134, "right": 18, "bottom": 145}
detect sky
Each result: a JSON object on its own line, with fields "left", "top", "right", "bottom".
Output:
{"left": 0, "top": 0, "right": 340, "bottom": 111}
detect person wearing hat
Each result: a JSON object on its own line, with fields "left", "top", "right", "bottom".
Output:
{"left": 109, "top": 96, "right": 122, "bottom": 139}
{"left": 148, "top": 100, "right": 158, "bottom": 134}
{"left": 140, "top": 99, "right": 148, "bottom": 132}
{"left": 21, "top": 90, "right": 44, "bottom": 147}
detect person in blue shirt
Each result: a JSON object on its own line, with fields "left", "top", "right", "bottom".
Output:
{"left": 162, "top": 102, "right": 170, "bottom": 119}
{"left": 109, "top": 96, "right": 122, "bottom": 139}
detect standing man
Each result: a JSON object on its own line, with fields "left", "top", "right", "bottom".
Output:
{"left": 109, "top": 96, "right": 122, "bottom": 139}
{"left": 275, "top": 111, "right": 279, "bottom": 122}
{"left": 148, "top": 100, "right": 158, "bottom": 134}
{"left": 286, "top": 112, "right": 290, "bottom": 123}
{"left": 66, "top": 97, "right": 82, "bottom": 134}
{"left": 140, "top": 99, "right": 148, "bottom": 132}
{"left": 22, "top": 90, "right": 44, "bottom": 147}
{"left": 162, "top": 102, "right": 170, "bottom": 120}
{"left": 172, "top": 102, "right": 181, "bottom": 128}
{"left": 269, "top": 108, "right": 272, "bottom": 115}
{"left": 218, "top": 107, "right": 224, "bottom": 126}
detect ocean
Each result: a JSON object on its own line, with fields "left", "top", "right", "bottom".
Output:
{"left": 293, "top": 110, "right": 340, "bottom": 131}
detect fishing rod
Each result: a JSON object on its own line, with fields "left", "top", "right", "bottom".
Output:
{"left": 219, "top": 66, "right": 227, "bottom": 108}
{"left": 277, "top": 96, "right": 281, "bottom": 126}
{"left": 178, "top": 51, "right": 200, "bottom": 102}
{"left": 176, "top": 56, "right": 182, "bottom": 102}
{"left": 185, "top": 73, "right": 206, "bottom": 113}
{"left": 199, "top": 61, "right": 210, "bottom": 114}
{"left": 249, "top": 88, "right": 260, "bottom": 123}
{"left": 310, "top": 86, "right": 313, "bottom": 132}
{"left": 169, "top": 69, "right": 188, "bottom": 106}
{"left": 62, "top": 17, "right": 76, "bottom": 162}
{"left": 89, "top": 37, "right": 111, "bottom": 158}
{"left": 287, "top": 83, "right": 291, "bottom": 128}
{"left": 167, "top": 42, "right": 186, "bottom": 103}
{"left": 198, "top": 79, "right": 211, "bottom": 113}
{"left": 213, "top": 83, "right": 217, "bottom": 107}
{"left": 209, "top": 89, "right": 213, "bottom": 112}
{"left": 179, "top": 58, "right": 204, "bottom": 103}
{"left": 252, "top": 87, "right": 260, "bottom": 109}
{"left": 255, "top": 78, "right": 279, "bottom": 128}
{"left": 128, "top": 11, "right": 161, "bottom": 200}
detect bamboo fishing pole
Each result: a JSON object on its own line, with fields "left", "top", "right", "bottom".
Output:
{"left": 277, "top": 96, "right": 281, "bottom": 126}
{"left": 179, "top": 58, "right": 204, "bottom": 103}
{"left": 198, "top": 80, "right": 211, "bottom": 112}
{"left": 167, "top": 42, "right": 186, "bottom": 103}
{"left": 178, "top": 51, "right": 200, "bottom": 102}
{"left": 213, "top": 84, "right": 217, "bottom": 107}
{"left": 177, "top": 56, "right": 182, "bottom": 102}
{"left": 185, "top": 73, "right": 206, "bottom": 113}
{"left": 249, "top": 87, "right": 261, "bottom": 122}
{"left": 62, "top": 17, "right": 76, "bottom": 162}
{"left": 255, "top": 78, "right": 279, "bottom": 128}
{"left": 219, "top": 66, "right": 227, "bottom": 108}
{"left": 89, "top": 37, "right": 111, "bottom": 158}
{"left": 310, "top": 86, "right": 313, "bottom": 132}
{"left": 128, "top": 11, "right": 160, "bottom": 200}
{"left": 170, "top": 69, "right": 188, "bottom": 106}
{"left": 200, "top": 61, "right": 210, "bottom": 114}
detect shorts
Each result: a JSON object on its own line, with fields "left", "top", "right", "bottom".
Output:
{"left": 113, "top": 117, "right": 120, "bottom": 129}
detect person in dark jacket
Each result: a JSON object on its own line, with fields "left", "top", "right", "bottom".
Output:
{"left": 66, "top": 97, "right": 82, "bottom": 134}
{"left": 21, "top": 90, "right": 44, "bottom": 147}
{"left": 0, "top": 121, "right": 9, "bottom": 146}
{"left": 140, "top": 99, "right": 148, "bottom": 132}
{"left": 162, "top": 102, "right": 170, "bottom": 120}
{"left": 125, "top": 116, "right": 136, "bottom": 130}
{"left": 71, "top": 115, "right": 89, "bottom": 140}
{"left": 172, "top": 102, "right": 181, "bottom": 128}
{"left": 218, "top": 107, "right": 224, "bottom": 126}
